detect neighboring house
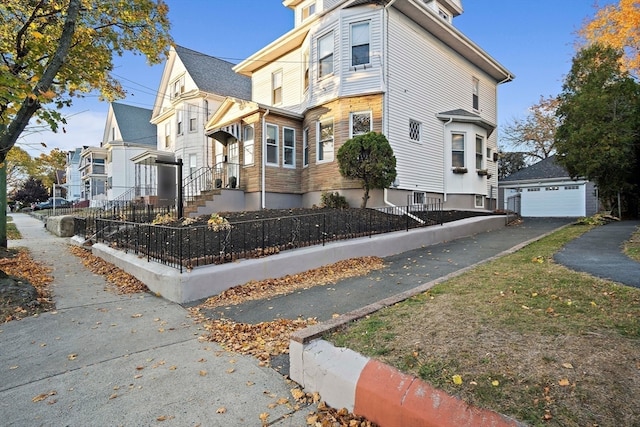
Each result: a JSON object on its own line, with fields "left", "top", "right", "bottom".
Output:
{"left": 204, "top": 0, "right": 513, "bottom": 212}
{"left": 65, "top": 147, "right": 83, "bottom": 201}
{"left": 499, "top": 155, "right": 599, "bottom": 217}
{"left": 79, "top": 102, "right": 157, "bottom": 206}
{"left": 132, "top": 45, "right": 251, "bottom": 204}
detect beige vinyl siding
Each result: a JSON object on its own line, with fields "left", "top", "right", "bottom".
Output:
{"left": 339, "top": 9, "right": 384, "bottom": 97}
{"left": 252, "top": 48, "right": 305, "bottom": 111}
{"left": 385, "top": 8, "right": 498, "bottom": 194}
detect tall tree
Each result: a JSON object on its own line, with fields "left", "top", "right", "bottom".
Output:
{"left": 0, "top": 0, "right": 172, "bottom": 163}
{"left": 337, "top": 132, "right": 397, "bottom": 208}
{"left": 501, "top": 96, "right": 559, "bottom": 162}
{"left": 32, "top": 148, "right": 67, "bottom": 191}
{"left": 0, "top": 0, "right": 172, "bottom": 247}
{"left": 497, "top": 151, "right": 527, "bottom": 180}
{"left": 580, "top": 0, "right": 640, "bottom": 77}
{"left": 555, "top": 44, "right": 640, "bottom": 216}
{"left": 5, "top": 146, "right": 33, "bottom": 190}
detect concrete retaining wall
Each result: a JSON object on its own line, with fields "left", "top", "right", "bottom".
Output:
{"left": 91, "top": 215, "right": 507, "bottom": 304}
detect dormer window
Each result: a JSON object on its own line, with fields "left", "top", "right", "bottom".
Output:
{"left": 302, "top": 2, "right": 316, "bottom": 21}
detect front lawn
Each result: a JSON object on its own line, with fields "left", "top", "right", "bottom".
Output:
{"left": 327, "top": 224, "right": 640, "bottom": 426}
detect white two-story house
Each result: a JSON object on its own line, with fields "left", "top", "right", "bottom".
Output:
{"left": 79, "top": 102, "right": 157, "bottom": 206}
{"left": 204, "top": 0, "right": 513, "bottom": 211}
{"left": 130, "top": 45, "right": 252, "bottom": 206}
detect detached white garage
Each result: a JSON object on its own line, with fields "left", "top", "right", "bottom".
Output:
{"left": 499, "top": 156, "right": 599, "bottom": 218}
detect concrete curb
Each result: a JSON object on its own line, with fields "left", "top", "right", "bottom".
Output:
{"left": 289, "top": 225, "right": 568, "bottom": 426}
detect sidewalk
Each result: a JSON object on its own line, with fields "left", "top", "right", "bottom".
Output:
{"left": 1, "top": 213, "right": 312, "bottom": 427}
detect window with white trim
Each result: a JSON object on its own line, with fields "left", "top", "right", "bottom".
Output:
{"left": 164, "top": 122, "right": 171, "bottom": 147}
{"left": 188, "top": 104, "right": 197, "bottom": 132}
{"left": 351, "top": 21, "right": 370, "bottom": 67}
{"left": 283, "top": 127, "right": 295, "bottom": 167}
{"left": 317, "top": 119, "right": 334, "bottom": 162}
{"left": 452, "top": 133, "right": 465, "bottom": 167}
{"left": 413, "top": 192, "right": 426, "bottom": 205}
{"left": 176, "top": 109, "right": 183, "bottom": 135}
{"left": 472, "top": 77, "right": 479, "bottom": 111}
{"left": 243, "top": 125, "right": 254, "bottom": 166}
{"left": 318, "top": 32, "right": 334, "bottom": 79}
{"left": 272, "top": 70, "right": 283, "bottom": 105}
{"left": 303, "top": 127, "right": 309, "bottom": 167}
{"left": 409, "top": 119, "right": 421, "bottom": 142}
{"left": 302, "top": 2, "right": 315, "bottom": 21}
{"left": 266, "top": 124, "right": 279, "bottom": 166}
{"left": 171, "top": 76, "right": 185, "bottom": 100}
{"left": 189, "top": 154, "right": 197, "bottom": 176}
{"left": 350, "top": 111, "right": 371, "bottom": 137}
{"left": 475, "top": 195, "right": 484, "bottom": 208}
{"left": 475, "top": 135, "right": 484, "bottom": 169}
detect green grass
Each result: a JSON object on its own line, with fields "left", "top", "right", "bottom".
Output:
{"left": 327, "top": 224, "right": 640, "bottom": 426}
{"left": 624, "top": 226, "right": 640, "bottom": 261}
{"left": 6, "top": 216, "right": 21, "bottom": 240}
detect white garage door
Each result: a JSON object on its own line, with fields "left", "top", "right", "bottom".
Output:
{"left": 521, "top": 185, "right": 585, "bottom": 217}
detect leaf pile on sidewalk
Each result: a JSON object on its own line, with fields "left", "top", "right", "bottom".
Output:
{"left": 68, "top": 246, "right": 149, "bottom": 294}
{"left": 195, "top": 315, "right": 317, "bottom": 363}
{"left": 198, "top": 256, "right": 385, "bottom": 309}
{"left": 0, "top": 248, "right": 54, "bottom": 322}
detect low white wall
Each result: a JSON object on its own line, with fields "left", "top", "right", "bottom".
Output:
{"left": 91, "top": 215, "right": 507, "bottom": 304}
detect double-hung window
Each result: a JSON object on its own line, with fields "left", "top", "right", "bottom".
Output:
{"left": 303, "top": 127, "right": 309, "bottom": 167}
{"left": 472, "top": 78, "right": 479, "bottom": 111}
{"left": 272, "top": 70, "right": 283, "bottom": 105}
{"left": 475, "top": 135, "right": 484, "bottom": 169}
{"left": 452, "top": 133, "right": 465, "bottom": 168}
{"left": 351, "top": 21, "right": 370, "bottom": 67}
{"left": 318, "top": 32, "right": 334, "bottom": 79}
{"left": 164, "top": 122, "right": 171, "bottom": 147}
{"left": 350, "top": 111, "right": 371, "bottom": 137}
{"left": 171, "top": 76, "right": 184, "bottom": 100}
{"left": 243, "top": 125, "right": 254, "bottom": 166}
{"left": 283, "top": 127, "right": 295, "bottom": 168}
{"left": 317, "top": 119, "right": 334, "bottom": 163}
{"left": 266, "top": 124, "right": 279, "bottom": 166}
{"left": 188, "top": 104, "right": 197, "bottom": 132}
{"left": 176, "top": 109, "right": 183, "bottom": 135}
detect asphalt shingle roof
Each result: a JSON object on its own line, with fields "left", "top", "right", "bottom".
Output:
{"left": 175, "top": 45, "right": 251, "bottom": 100}
{"left": 501, "top": 155, "right": 570, "bottom": 182}
{"left": 111, "top": 103, "right": 156, "bottom": 146}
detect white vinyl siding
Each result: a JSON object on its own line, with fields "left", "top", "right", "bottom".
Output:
{"left": 251, "top": 49, "right": 304, "bottom": 112}
{"left": 384, "top": 9, "right": 498, "bottom": 194}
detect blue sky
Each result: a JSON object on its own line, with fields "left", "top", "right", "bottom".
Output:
{"left": 18, "top": 0, "right": 613, "bottom": 157}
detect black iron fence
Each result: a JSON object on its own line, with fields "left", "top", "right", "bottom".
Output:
{"left": 89, "top": 201, "right": 444, "bottom": 272}
{"left": 73, "top": 203, "right": 176, "bottom": 239}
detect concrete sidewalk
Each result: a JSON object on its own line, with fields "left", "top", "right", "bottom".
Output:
{"left": 1, "top": 213, "right": 312, "bottom": 427}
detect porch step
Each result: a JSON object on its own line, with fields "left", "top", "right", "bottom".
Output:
{"left": 183, "top": 189, "right": 221, "bottom": 217}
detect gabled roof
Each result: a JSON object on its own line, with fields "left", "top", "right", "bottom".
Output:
{"left": 174, "top": 45, "right": 251, "bottom": 99}
{"left": 111, "top": 103, "right": 156, "bottom": 146}
{"left": 501, "top": 155, "right": 570, "bottom": 182}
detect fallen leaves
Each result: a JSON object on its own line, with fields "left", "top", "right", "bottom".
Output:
{"left": 197, "top": 257, "right": 385, "bottom": 309}
{"left": 201, "top": 317, "right": 317, "bottom": 361}
{"left": 32, "top": 390, "right": 56, "bottom": 403}
{"left": 68, "top": 246, "right": 148, "bottom": 294}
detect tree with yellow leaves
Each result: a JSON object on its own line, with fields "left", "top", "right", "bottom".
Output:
{"left": 580, "top": 0, "right": 640, "bottom": 76}
{"left": 0, "top": 0, "right": 173, "bottom": 163}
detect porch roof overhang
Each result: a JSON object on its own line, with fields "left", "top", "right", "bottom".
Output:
{"left": 436, "top": 109, "right": 497, "bottom": 136}
{"left": 205, "top": 97, "right": 304, "bottom": 140}
{"left": 130, "top": 149, "right": 176, "bottom": 166}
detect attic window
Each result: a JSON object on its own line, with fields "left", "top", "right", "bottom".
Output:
{"left": 302, "top": 2, "right": 316, "bottom": 21}
{"left": 171, "top": 76, "right": 185, "bottom": 100}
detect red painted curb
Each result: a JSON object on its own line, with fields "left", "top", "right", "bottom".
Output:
{"left": 354, "top": 360, "right": 520, "bottom": 427}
